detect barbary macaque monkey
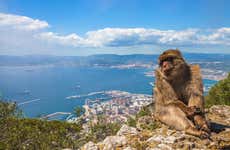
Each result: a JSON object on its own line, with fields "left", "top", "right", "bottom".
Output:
{"left": 154, "top": 49, "right": 210, "bottom": 138}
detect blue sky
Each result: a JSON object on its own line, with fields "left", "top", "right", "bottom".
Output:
{"left": 0, "top": 0, "right": 229, "bottom": 55}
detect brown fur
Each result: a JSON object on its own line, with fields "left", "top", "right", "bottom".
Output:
{"left": 154, "top": 49, "right": 210, "bottom": 138}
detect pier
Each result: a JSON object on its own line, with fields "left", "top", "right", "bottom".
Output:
{"left": 40, "top": 112, "right": 71, "bottom": 119}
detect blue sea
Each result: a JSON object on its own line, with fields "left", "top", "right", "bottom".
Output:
{"left": 0, "top": 66, "right": 217, "bottom": 119}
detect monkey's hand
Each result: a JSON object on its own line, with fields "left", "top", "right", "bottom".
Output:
{"left": 186, "top": 106, "right": 202, "bottom": 117}
{"left": 199, "top": 130, "right": 210, "bottom": 139}
{"left": 155, "top": 68, "right": 167, "bottom": 81}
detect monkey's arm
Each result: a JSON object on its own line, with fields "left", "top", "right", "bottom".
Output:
{"left": 155, "top": 69, "right": 197, "bottom": 117}
{"left": 187, "top": 65, "right": 210, "bottom": 132}
{"left": 155, "top": 69, "right": 178, "bottom": 101}
{"left": 187, "top": 65, "right": 204, "bottom": 112}
{"left": 167, "top": 101, "right": 201, "bottom": 117}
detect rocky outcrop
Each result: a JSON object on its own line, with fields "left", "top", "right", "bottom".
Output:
{"left": 117, "top": 124, "right": 138, "bottom": 136}
{"left": 81, "top": 105, "right": 230, "bottom": 150}
{"left": 101, "top": 135, "right": 127, "bottom": 150}
{"left": 81, "top": 141, "right": 98, "bottom": 150}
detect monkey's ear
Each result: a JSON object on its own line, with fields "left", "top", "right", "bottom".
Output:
{"left": 158, "top": 59, "right": 162, "bottom": 66}
{"left": 174, "top": 49, "right": 183, "bottom": 58}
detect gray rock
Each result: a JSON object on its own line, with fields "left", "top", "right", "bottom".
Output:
{"left": 208, "top": 105, "right": 230, "bottom": 125}
{"left": 81, "top": 141, "right": 98, "bottom": 150}
{"left": 117, "top": 124, "right": 138, "bottom": 136}
{"left": 147, "top": 134, "right": 177, "bottom": 144}
{"left": 123, "top": 146, "right": 137, "bottom": 150}
{"left": 102, "top": 135, "right": 127, "bottom": 150}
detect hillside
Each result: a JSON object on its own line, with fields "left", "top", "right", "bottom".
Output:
{"left": 81, "top": 105, "right": 230, "bottom": 150}
{"left": 0, "top": 101, "right": 121, "bottom": 149}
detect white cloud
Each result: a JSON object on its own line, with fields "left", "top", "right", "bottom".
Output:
{"left": 38, "top": 28, "right": 200, "bottom": 47}
{"left": 38, "top": 32, "right": 84, "bottom": 46}
{"left": 0, "top": 13, "right": 229, "bottom": 55}
{"left": 198, "top": 27, "right": 230, "bottom": 45}
{"left": 0, "top": 13, "right": 49, "bottom": 31}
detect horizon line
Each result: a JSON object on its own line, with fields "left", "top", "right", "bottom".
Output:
{"left": 0, "top": 52, "right": 230, "bottom": 57}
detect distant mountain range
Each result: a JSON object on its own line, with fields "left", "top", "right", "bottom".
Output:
{"left": 0, "top": 53, "right": 230, "bottom": 72}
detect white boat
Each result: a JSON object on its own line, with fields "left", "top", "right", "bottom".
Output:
{"left": 65, "top": 95, "right": 81, "bottom": 99}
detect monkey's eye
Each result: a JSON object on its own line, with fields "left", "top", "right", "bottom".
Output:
{"left": 165, "top": 57, "right": 174, "bottom": 62}
{"left": 159, "top": 60, "right": 164, "bottom": 66}
{"left": 159, "top": 57, "right": 174, "bottom": 66}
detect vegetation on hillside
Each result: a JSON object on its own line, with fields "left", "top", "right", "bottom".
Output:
{"left": 0, "top": 117, "right": 82, "bottom": 149}
{"left": 0, "top": 100, "right": 84, "bottom": 149}
{"left": 88, "top": 121, "right": 121, "bottom": 142}
{"left": 127, "top": 104, "right": 159, "bottom": 130}
{"left": 0, "top": 101, "right": 22, "bottom": 119}
{"left": 205, "top": 72, "right": 230, "bottom": 108}
{"left": 0, "top": 100, "right": 120, "bottom": 149}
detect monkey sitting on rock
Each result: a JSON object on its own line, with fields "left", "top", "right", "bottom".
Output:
{"left": 154, "top": 49, "right": 210, "bottom": 138}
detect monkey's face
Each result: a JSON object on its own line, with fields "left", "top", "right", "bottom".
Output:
{"left": 159, "top": 57, "right": 174, "bottom": 76}
{"left": 159, "top": 50, "right": 187, "bottom": 80}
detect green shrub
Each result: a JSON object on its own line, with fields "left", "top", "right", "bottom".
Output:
{"left": 89, "top": 118, "right": 121, "bottom": 142}
{"left": 0, "top": 101, "right": 85, "bottom": 149}
{"left": 136, "top": 105, "right": 152, "bottom": 118}
{"left": 74, "top": 106, "right": 85, "bottom": 117}
{"left": 139, "top": 120, "right": 159, "bottom": 130}
{"left": 0, "top": 101, "right": 22, "bottom": 119}
{"left": 0, "top": 117, "right": 83, "bottom": 149}
{"left": 127, "top": 116, "right": 136, "bottom": 127}
{"left": 205, "top": 73, "right": 230, "bottom": 108}
{"left": 0, "top": 101, "right": 122, "bottom": 149}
